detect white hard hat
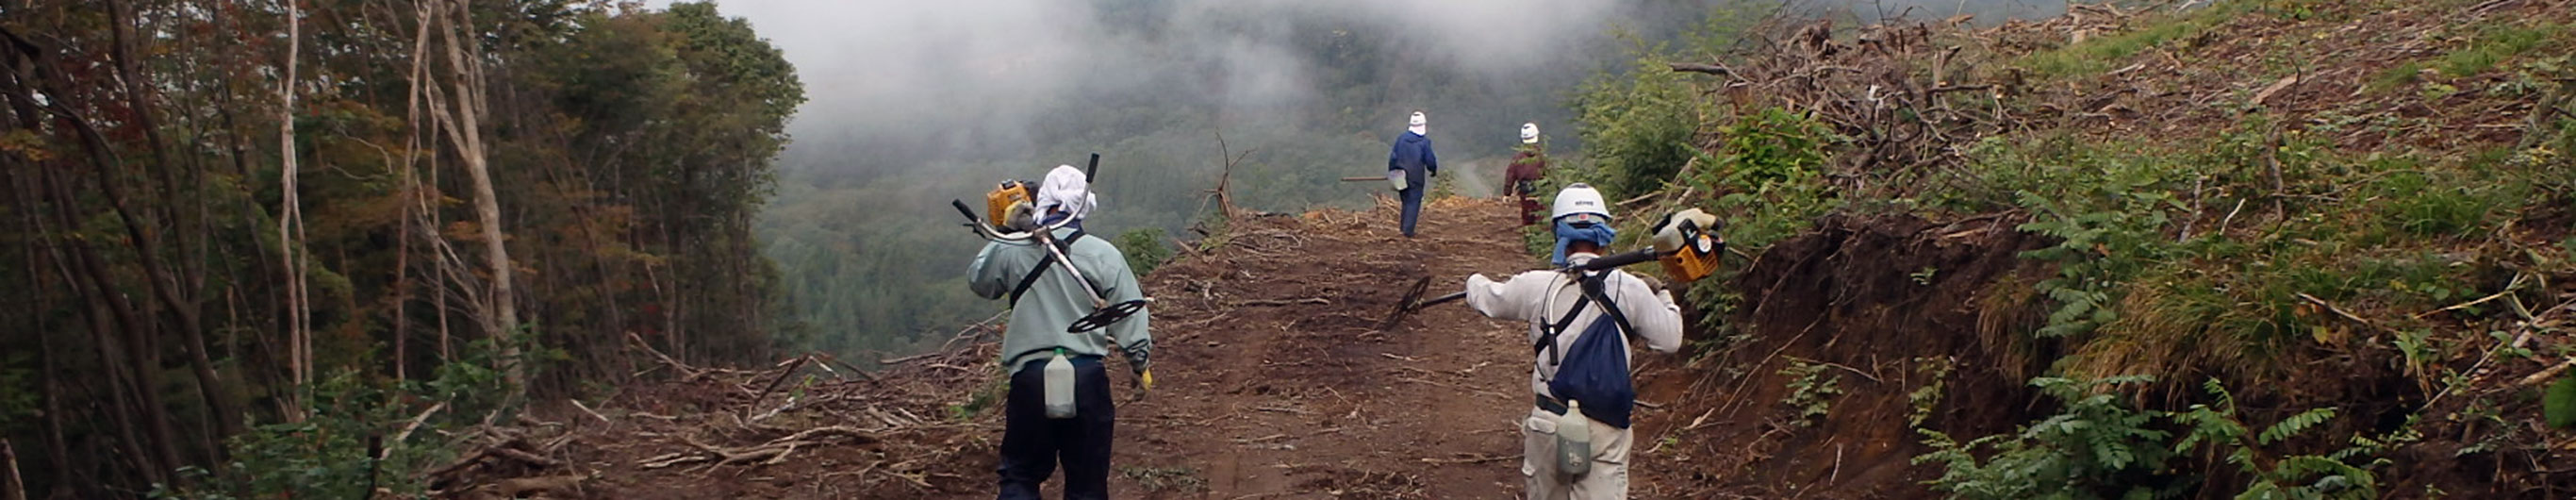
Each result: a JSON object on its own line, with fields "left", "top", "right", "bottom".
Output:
{"left": 1407, "top": 111, "right": 1428, "bottom": 136}
{"left": 1551, "top": 183, "right": 1610, "bottom": 222}
{"left": 1520, "top": 123, "right": 1540, "bottom": 144}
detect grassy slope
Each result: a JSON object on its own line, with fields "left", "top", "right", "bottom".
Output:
{"left": 1603, "top": 0, "right": 2576, "bottom": 496}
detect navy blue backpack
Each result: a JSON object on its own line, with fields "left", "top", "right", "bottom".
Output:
{"left": 1537, "top": 273, "right": 1639, "bottom": 429}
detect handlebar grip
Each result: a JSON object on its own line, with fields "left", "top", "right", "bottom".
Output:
{"left": 952, "top": 199, "right": 981, "bottom": 223}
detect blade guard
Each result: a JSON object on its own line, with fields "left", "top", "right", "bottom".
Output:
{"left": 1069, "top": 298, "right": 1150, "bottom": 334}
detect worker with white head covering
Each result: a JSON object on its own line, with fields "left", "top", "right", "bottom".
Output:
{"left": 1507, "top": 122, "right": 1550, "bottom": 225}
{"left": 1387, "top": 110, "right": 1440, "bottom": 237}
{"left": 1033, "top": 164, "right": 1099, "bottom": 230}
{"left": 968, "top": 163, "right": 1151, "bottom": 500}
{"left": 1461, "top": 183, "right": 1683, "bottom": 499}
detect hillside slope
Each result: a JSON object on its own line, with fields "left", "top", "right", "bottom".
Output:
{"left": 421, "top": 1, "right": 2576, "bottom": 498}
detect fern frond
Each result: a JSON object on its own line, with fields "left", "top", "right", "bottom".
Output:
{"left": 2201, "top": 377, "right": 2235, "bottom": 413}
{"left": 2259, "top": 408, "right": 2337, "bottom": 445}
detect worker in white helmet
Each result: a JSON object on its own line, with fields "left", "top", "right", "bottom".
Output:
{"left": 1506, "top": 123, "right": 1549, "bottom": 225}
{"left": 1461, "top": 183, "right": 1683, "bottom": 499}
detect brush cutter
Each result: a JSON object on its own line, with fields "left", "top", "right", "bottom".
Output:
{"left": 1374, "top": 208, "right": 1727, "bottom": 330}
{"left": 951, "top": 154, "right": 1150, "bottom": 334}
{"left": 1374, "top": 248, "right": 1671, "bottom": 330}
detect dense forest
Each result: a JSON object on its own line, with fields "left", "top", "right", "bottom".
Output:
{"left": 0, "top": 0, "right": 799, "bottom": 496}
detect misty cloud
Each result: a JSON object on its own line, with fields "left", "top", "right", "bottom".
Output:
{"left": 664, "top": 1, "right": 1667, "bottom": 170}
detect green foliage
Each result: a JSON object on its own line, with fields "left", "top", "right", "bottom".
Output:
{"left": 1573, "top": 34, "right": 1710, "bottom": 198}
{"left": 151, "top": 342, "right": 518, "bottom": 500}
{"left": 1910, "top": 357, "right": 1956, "bottom": 427}
{"left": 1700, "top": 108, "right": 1841, "bottom": 253}
{"left": 1980, "top": 137, "right": 2189, "bottom": 338}
{"left": 2017, "top": 1, "right": 2254, "bottom": 78}
{"left": 1915, "top": 375, "right": 2173, "bottom": 500}
{"left": 1116, "top": 227, "right": 1176, "bottom": 275}
{"left": 2171, "top": 379, "right": 2378, "bottom": 500}
{"left": 1777, "top": 359, "right": 1844, "bottom": 427}
{"left": 949, "top": 372, "right": 1010, "bottom": 421}
{"left": 2436, "top": 24, "right": 2563, "bottom": 77}
{"left": 2371, "top": 171, "right": 2517, "bottom": 238}
{"left": 1922, "top": 375, "right": 2383, "bottom": 500}
{"left": 0, "top": 353, "right": 35, "bottom": 435}
{"left": 2546, "top": 376, "right": 2576, "bottom": 429}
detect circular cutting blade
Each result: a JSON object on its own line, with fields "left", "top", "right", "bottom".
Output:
{"left": 1378, "top": 275, "right": 1434, "bottom": 331}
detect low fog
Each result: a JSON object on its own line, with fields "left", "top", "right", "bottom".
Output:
{"left": 693, "top": 0, "right": 2063, "bottom": 176}
{"left": 672, "top": 0, "right": 2066, "bottom": 352}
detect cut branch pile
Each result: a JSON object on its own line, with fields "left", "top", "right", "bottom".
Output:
{"left": 1674, "top": 15, "right": 2030, "bottom": 198}
{"left": 435, "top": 321, "right": 1014, "bottom": 497}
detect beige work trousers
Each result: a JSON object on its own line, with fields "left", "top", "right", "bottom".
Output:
{"left": 1522, "top": 407, "right": 1632, "bottom": 499}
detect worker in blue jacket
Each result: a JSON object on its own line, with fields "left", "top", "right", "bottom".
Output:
{"left": 1387, "top": 110, "right": 1440, "bottom": 238}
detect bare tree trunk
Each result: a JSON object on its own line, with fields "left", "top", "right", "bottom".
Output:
{"left": 276, "top": 0, "right": 314, "bottom": 423}
{"left": 424, "top": 0, "right": 523, "bottom": 390}
{"left": 391, "top": 0, "right": 431, "bottom": 382}
{"left": 3, "top": 439, "right": 25, "bottom": 500}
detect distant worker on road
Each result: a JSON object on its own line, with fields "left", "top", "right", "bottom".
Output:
{"left": 1388, "top": 110, "right": 1440, "bottom": 238}
{"left": 1461, "top": 184, "right": 1683, "bottom": 499}
{"left": 967, "top": 165, "right": 1153, "bottom": 500}
{"left": 1506, "top": 122, "right": 1549, "bottom": 226}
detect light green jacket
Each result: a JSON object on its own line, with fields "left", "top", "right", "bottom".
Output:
{"left": 968, "top": 228, "right": 1152, "bottom": 374}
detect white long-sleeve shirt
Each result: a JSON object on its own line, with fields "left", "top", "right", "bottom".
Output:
{"left": 1463, "top": 254, "right": 1684, "bottom": 400}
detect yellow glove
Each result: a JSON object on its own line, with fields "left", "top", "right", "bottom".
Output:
{"left": 1139, "top": 370, "right": 1156, "bottom": 392}
{"left": 1652, "top": 208, "right": 1721, "bottom": 255}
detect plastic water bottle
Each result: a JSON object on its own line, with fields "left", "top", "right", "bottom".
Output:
{"left": 1557, "top": 400, "right": 1593, "bottom": 476}
{"left": 1044, "top": 349, "right": 1078, "bottom": 419}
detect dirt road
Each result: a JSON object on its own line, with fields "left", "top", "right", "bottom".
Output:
{"left": 1104, "top": 195, "right": 1545, "bottom": 498}
{"left": 529, "top": 197, "right": 1574, "bottom": 499}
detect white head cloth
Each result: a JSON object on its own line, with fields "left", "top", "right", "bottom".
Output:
{"left": 1034, "top": 164, "right": 1098, "bottom": 222}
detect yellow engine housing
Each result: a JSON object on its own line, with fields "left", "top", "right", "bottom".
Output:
{"left": 984, "top": 180, "right": 1033, "bottom": 227}
{"left": 1659, "top": 232, "right": 1723, "bottom": 283}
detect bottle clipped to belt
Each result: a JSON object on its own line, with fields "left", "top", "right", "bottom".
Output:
{"left": 1557, "top": 400, "right": 1593, "bottom": 476}
{"left": 1045, "top": 349, "right": 1078, "bottom": 419}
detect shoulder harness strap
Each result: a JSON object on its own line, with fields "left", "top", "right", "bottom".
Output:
{"left": 1006, "top": 229, "right": 1089, "bottom": 306}
{"left": 1531, "top": 273, "right": 1636, "bottom": 368}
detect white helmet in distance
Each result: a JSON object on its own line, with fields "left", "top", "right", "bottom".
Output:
{"left": 1520, "top": 123, "right": 1540, "bottom": 144}
{"left": 1551, "top": 183, "right": 1610, "bottom": 225}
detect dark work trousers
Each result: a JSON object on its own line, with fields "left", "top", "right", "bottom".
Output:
{"left": 1398, "top": 186, "right": 1425, "bottom": 237}
{"left": 998, "top": 356, "right": 1115, "bottom": 500}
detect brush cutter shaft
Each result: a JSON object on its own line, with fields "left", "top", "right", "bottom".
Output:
{"left": 951, "top": 198, "right": 1148, "bottom": 334}
{"left": 1032, "top": 230, "right": 1108, "bottom": 306}
{"left": 1411, "top": 292, "right": 1467, "bottom": 309}
{"left": 1569, "top": 248, "right": 1662, "bottom": 272}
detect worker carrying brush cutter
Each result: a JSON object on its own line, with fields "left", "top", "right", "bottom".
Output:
{"left": 1461, "top": 183, "right": 1715, "bottom": 499}
{"left": 965, "top": 164, "right": 1152, "bottom": 500}
{"left": 1506, "top": 123, "right": 1548, "bottom": 226}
